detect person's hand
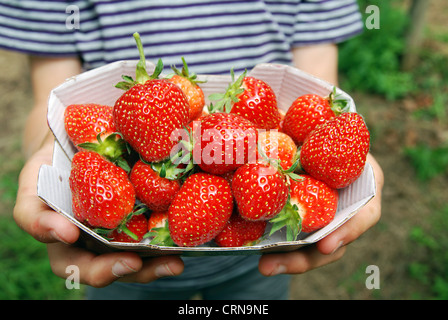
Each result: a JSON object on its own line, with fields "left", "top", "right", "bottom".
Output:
{"left": 258, "top": 153, "right": 383, "bottom": 276}
{"left": 13, "top": 142, "right": 184, "bottom": 287}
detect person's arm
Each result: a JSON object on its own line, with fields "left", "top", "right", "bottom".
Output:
{"left": 14, "top": 56, "right": 184, "bottom": 287}
{"left": 292, "top": 43, "right": 339, "bottom": 85}
{"left": 23, "top": 56, "right": 83, "bottom": 158}
{"left": 258, "top": 44, "right": 384, "bottom": 276}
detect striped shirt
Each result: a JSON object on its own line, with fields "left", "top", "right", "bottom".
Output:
{"left": 0, "top": 0, "right": 363, "bottom": 74}
{"left": 0, "top": 0, "right": 362, "bottom": 293}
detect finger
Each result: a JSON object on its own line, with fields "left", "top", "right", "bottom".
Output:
{"left": 121, "top": 256, "right": 185, "bottom": 284}
{"left": 13, "top": 147, "right": 80, "bottom": 244}
{"left": 258, "top": 244, "right": 346, "bottom": 276}
{"left": 14, "top": 195, "right": 80, "bottom": 244}
{"left": 47, "top": 243, "right": 184, "bottom": 287}
{"left": 316, "top": 195, "right": 381, "bottom": 255}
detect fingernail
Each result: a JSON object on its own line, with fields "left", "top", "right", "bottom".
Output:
{"left": 270, "top": 264, "right": 287, "bottom": 276}
{"left": 331, "top": 241, "right": 344, "bottom": 254}
{"left": 50, "top": 230, "right": 70, "bottom": 245}
{"left": 112, "top": 260, "right": 137, "bottom": 278}
{"left": 155, "top": 263, "right": 175, "bottom": 278}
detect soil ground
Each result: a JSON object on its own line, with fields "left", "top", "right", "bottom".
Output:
{"left": 1, "top": 0, "right": 447, "bottom": 300}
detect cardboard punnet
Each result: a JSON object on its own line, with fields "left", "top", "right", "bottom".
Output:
{"left": 37, "top": 61, "right": 376, "bottom": 257}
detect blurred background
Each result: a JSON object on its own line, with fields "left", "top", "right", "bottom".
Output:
{"left": 0, "top": 0, "right": 447, "bottom": 300}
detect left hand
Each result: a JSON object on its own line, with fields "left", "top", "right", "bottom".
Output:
{"left": 258, "top": 153, "right": 383, "bottom": 276}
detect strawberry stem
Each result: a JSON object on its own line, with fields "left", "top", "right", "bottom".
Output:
{"left": 170, "top": 57, "right": 206, "bottom": 85}
{"left": 328, "top": 87, "right": 349, "bottom": 116}
{"left": 115, "top": 33, "right": 163, "bottom": 90}
{"left": 208, "top": 68, "right": 247, "bottom": 113}
{"left": 78, "top": 132, "right": 131, "bottom": 172}
{"left": 269, "top": 199, "right": 302, "bottom": 241}
{"left": 145, "top": 220, "right": 176, "bottom": 247}
{"left": 133, "top": 32, "right": 151, "bottom": 84}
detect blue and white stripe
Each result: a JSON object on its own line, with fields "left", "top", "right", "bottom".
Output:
{"left": 0, "top": 0, "right": 363, "bottom": 74}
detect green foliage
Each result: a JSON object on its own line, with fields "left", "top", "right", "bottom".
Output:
{"left": 411, "top": 50, "right": 448, "bottom": 122}
{"left": 339, "top": 0, "right": 414, "bottom": 99}
{"left": 409, "top": 207, "right": 448, "bottom": 300}
{"left": 0, "top": 216, "right": 85, "bottom": 299}
{"left": 404, "top": 144, "right": 448, "bottom": 182}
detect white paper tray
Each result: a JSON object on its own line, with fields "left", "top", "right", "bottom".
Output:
{"left": 38, "top": 61, "right": 376, "bottom": 256}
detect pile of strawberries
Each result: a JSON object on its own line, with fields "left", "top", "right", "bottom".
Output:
{"left": 65, "top": 33, "right": 370, "bottom": 248}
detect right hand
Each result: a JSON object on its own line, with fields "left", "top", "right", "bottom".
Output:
{"left": 13, "top": 142, "right": 184, "bottom": 287}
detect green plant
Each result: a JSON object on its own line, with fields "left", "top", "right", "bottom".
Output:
{"left": 404, "top": 144, "right": 448, "bottom": 182}
{"left": 409, "top": 206, "right": 448, "bottom": 300}
{"left": 339, "top": 0, "right": 414, "bottom": 99}
{"left": 0, "top": 216, "right": 85, "bottom": 300}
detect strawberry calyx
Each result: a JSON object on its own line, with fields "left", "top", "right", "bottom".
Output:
{"left": 269, "top": 197, "right": 302, "bottom": 242}
{"left": 208, "top": 68, "right": 247, "bottom": 113}
{"left": 328, "top": 87, "right": 350, "bottom": 116}
{"left": 149, "top": 154, "right": 195, "bottom": 181}
{"left": 115, "top": 32, "right": 164, "bottom": 91}
{"left": 145, "top": 220, "right": 176, "bottom": 247}
{"left": 78, "top": 132, "right": 131, "bottom": 172}
{"left": 139, "top": 126, "right": 196, "bottom": 181}
{"left": 168, "top": 57, "right": 206, "bottom": 86}
{"left": 110, "top": 203, "right": 149, "bottom": 242}
{"left": 257, "top": 139, "right": 303, "bottom": 183}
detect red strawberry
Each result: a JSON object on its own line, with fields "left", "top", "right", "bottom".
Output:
{"left": 299, "top": 112, "right": 370, "bottom": 189}
{"left": 69, "top": 151, "right": 135, "bottom": 230}
{"left": 110, "top": 212, "right": 148, "bottom": 243}
{"left": 232, "top": 162, "right": 288, "bottom": 221}
{"left": 289, "top": 175, "right": 338, "bottom": 233}
{"left": 129, "top": 160, "right": 181, "bottom": 212}
{"left": 113, "top": 33, "right": 190, "bottom": 163}
{"left": 209, "top": 71, "right": 281, "bottom": 129}
{"left": 282, "top": 90, "right": 348, "bottom": 145}
{"left": 64, "top": 103, "right": 116, "bottom": 148}
{"left": 64, "top": 103, "right": 128, "bottom": 167}
{"left": 145, "top": 211, "right": 174, "bottom": 246}
{"left": 269, "top": 174, "right": 338, "bottom": 240}
{"left": 168, "top": 172, "right": 233, "bottom": 247}
{"left": 148, "top": 211, "right": 169, "bottom": 232}
{"left": 193, "top": 112, "right": 258, "bottom": 175}
{"left": 169, "top": 57, "right": 205, "bottom": 122}
{"left": 214, "top": 213, "right": 267, "bottom": 247}
{"left": 257, "top": 130, "right": 298, "bottom": 171}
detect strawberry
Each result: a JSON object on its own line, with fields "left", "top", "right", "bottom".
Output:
{"left": 64, "top": 103, "right": 129, "bottom": 168}
{"left": 113, "top": 33, "right": 190, "bottom": 163}
{"left": 145, "top": 211, "right": 175, "bottom": 246}
{"left": 214, "top": 213, "right": 267, "bottom": 247}
{"left": 289, "top": 175, "right": 338, "bottom": 233}
{"left": 169, "top": 57, "right": 205, "bottom": 122}
{"left": 168, "top": 172, "right": 233, "bottom": 247}
{"left": 64, "top": 103, "right": 115, "bottom": 148}
{"left": 269, "top": 174, "right": 338, "bottom": 240}
{"left": 129, "top": 160, "right": 181, "bottom": 212}
{"left": 110, "top": 212, "right": 148, "bottom": 243}
{"left": 209, "top": 70, "right": 281, "bottom": 129}
{"left": 193, "top": 112, "right": 258, "bottom": 175}
{"left": 298, "top": 112, "right": 370, "bottom": 189}
{"left": 282, "top": 90, "right": 348, "bottom": 145}
{"left": 148, "top": 211, "right": 169, "bottom": 232}
{"left": 69, "top": 151, "right": 135, "bottom": 230}
{"left": 231, "top": 162, "right": 288, "bottom": 221}
{"left": 257, "top": 130, "right": 298, "bottom": 171}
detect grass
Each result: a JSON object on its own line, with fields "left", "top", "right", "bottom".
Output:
{"left": 340, "top": 0, "right": 448, "bottom": 299}
{"left": 409, "top": 206, "right": 448, "bottom": 300}
{"left": 0, "top": 215, "right": 85, "bottom": 300}
{"left": 0, "top": 155, "right": 85, "bottom": 300}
